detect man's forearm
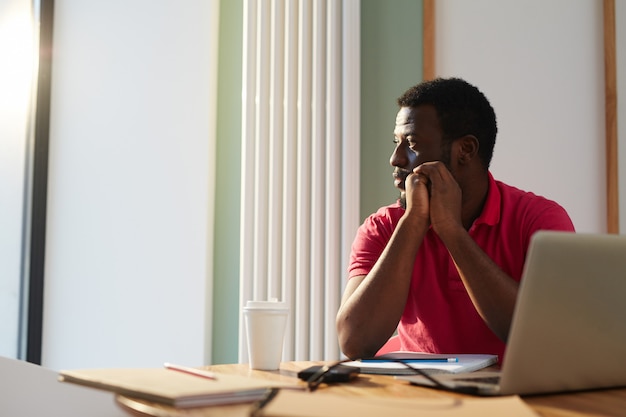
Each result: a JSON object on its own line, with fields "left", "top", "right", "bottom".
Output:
{"left": 336, "top": 215, "right": 428, "bottom": 358}
{"left": 439, "top": 227, "right": 519, "bottom": 341}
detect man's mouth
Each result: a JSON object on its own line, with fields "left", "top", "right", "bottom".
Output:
{"left": 392, "top": 169, "right": 411, "bottom": 190}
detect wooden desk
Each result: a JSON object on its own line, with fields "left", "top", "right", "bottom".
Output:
{"left": 115, "top": 361, "right": 626, "bottom": 417}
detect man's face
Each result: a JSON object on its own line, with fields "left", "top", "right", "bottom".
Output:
{"left": 390, "top": 105, "right": 449, "bottom": 198}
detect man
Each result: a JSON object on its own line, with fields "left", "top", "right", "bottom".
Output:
{"left": 336, "top": 78, "right": 575, "bottom": 360}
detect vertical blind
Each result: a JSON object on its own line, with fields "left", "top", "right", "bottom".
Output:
{"left": 239, "top": 0, "right": 360, "bottom": 362}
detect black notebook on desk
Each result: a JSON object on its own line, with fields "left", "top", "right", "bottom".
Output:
{"left": 399, "top": 232, "right": 626, "bottom": 396}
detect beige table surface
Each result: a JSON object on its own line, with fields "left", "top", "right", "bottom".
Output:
{"left": 115, "top": 361, "right": 626, "bottom": 417}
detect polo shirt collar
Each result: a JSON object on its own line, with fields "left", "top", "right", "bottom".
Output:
{"left": 472, "top": 171, "right": 500, "bottom": 227}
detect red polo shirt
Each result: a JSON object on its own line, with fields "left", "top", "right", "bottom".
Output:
{"left": 348, "top": 173, "right": 575, "bottom": 360}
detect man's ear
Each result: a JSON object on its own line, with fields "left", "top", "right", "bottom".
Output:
{"left": 456, "top": 135, "right": 479, "bottom": 164}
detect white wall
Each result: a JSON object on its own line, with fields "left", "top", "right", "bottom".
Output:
{"left": 435, "top": 0, "right": 605, "bottom": 233}
{"left": 38, "top": 0, "right": 617, "bottom": 370}
{"left": 0, "top": 0, "right": 35, "bottom": 358}
{"left": 43, "top": 0, "right": 218, "bottom": 369}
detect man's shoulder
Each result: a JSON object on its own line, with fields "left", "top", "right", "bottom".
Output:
{"left": 493, "top": 178, "right": 574, "bottom": 230}
{"left": 358, "top": 201, "right": 405, "bottom": 234}
{"left": 370, "top": 201, "right": 405, "bottom": 219}
{"left": 494, "top": 179, "right": 563, "bottom": 207}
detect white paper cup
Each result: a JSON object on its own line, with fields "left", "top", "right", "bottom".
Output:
{"left": 243, "top": 299, "right": 289, "bottom": 370}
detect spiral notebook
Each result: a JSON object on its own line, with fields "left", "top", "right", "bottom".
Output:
{"left": 343, "top": 352, "right": 498, "bottom": 375}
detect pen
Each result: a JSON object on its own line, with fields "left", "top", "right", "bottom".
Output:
{"left": 362, "top": 358, "right": 459, "bottom": 363}
{"left": 164, "top": 362, "right": 218, "bottom": 380}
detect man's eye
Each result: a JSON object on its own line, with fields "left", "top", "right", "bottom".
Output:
{"left": 392, "top": 137, "right": 417, "bottom": 149}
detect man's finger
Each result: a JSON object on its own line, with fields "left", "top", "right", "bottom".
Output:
{"left": 413, "top": 161, "right": 448, "bottom": 182}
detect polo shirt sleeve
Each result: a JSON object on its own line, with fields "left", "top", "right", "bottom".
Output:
{"left": 347, "top": 204, "right": 403, "bottom": 279}
{"left": 526, "top": 199, "right": 575, "bottom": 233}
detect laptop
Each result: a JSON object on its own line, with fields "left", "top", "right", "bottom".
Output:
{"left": 400, "top": 231, "right": 626, "bottom": 396}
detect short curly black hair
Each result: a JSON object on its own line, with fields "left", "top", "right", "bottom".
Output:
{"left": 397, "top": 77, "right": 497, "bottom": 169}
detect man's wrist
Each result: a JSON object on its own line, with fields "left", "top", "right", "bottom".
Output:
{"left": 399, "top": 212, "right": 429, "bottom": 234}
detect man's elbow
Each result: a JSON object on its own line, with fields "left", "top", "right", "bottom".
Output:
{"left": 336, "top": 314, "right": 379, "bottom": 360}
{"left": 337, "top": 332, "right": 362, "bottom": 360}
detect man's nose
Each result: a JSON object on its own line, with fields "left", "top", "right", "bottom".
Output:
{"left": 389, "top": 143, "right": 413, "bottom": 168}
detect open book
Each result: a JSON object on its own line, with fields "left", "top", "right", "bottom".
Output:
{"left": 59, "top": 367, "right": 298, "bottom": 408}
{"left": 342, "top": 352, "right": 498, "bottom": 375}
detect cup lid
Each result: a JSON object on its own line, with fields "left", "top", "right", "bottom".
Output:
{"left": 244, "top": 298, "right": 288, "bottom": 310}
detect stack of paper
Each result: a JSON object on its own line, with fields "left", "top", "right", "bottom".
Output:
{"left": 59, "top": 368, "right": 298, "bottom": 408}
{"left": 342, "top": 352, "right": 498, "bottom": 375}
